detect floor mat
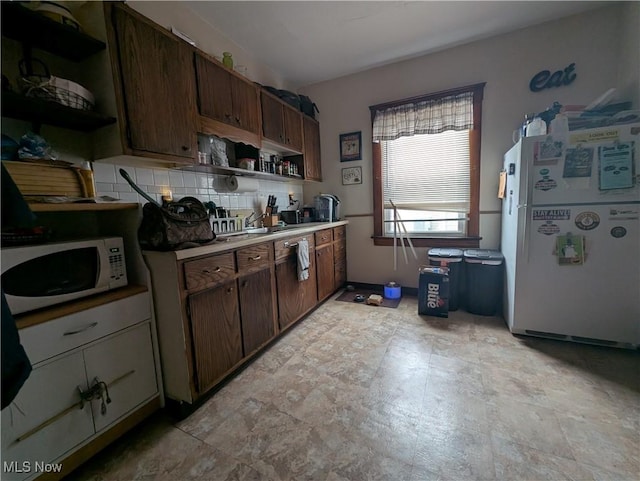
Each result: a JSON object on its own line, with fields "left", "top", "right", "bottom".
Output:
{"left": 334, "top": 289, "right": 401, "bottom": 308}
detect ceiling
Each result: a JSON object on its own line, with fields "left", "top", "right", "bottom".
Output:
{"left": 184, "top": 1, "right": 609, "bottom": 88}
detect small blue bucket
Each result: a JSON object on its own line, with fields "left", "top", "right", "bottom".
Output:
{"left": 384, "top": 282, "right": 401, "bottom": 299}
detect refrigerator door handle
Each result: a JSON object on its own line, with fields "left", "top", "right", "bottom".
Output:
{"left": 521, "top": 204, "right": 530, "bottom": 261}
{"left": 521, "top": 150, "right": 532, "bottom": 262}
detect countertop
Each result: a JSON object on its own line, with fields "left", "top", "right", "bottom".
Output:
{"left": 143, "top": 220, "right": 348, "bottom": 261}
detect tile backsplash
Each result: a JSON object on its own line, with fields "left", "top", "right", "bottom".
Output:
{"left": 93, "top": 163, "right": 304, "bottom": 215}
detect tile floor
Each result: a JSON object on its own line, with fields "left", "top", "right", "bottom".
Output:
{"left": 68, "top": 294, "right": 639, "bottom": 481}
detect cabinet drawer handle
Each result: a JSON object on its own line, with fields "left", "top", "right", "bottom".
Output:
{"left": 284, "top": 241, "right": 298, "bottom": 248}
{"left": 63, "top": 322, "right": 98, "bottom": 336}
{"left": 249, "top": 255, "right": 261, "bottom": 261}
{"left": 202, "top": 267, "right": 222, "bottom": 274}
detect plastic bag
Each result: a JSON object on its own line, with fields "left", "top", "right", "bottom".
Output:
{"left": 17, "top": 132, "right": 58, "bottom": 160}
{"left": 209, "top": 136, "right": 228, "bottom": 167}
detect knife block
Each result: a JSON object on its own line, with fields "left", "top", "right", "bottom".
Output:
{"left": 263, "top": 215, "right": 279, "bottom": 227}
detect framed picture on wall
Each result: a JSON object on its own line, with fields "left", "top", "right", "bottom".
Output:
{"left": 340, "top": 131, "right": 362, "bottom": 162}
{"left": 342, "top": 166, "right": 362, "bottom": 185}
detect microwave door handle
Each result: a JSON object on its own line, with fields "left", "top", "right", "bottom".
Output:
{"left": 96, "top": 245, "right": 112, "bottom": 288}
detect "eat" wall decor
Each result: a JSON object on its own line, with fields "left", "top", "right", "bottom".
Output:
{"left": 529, "top": 63, "right": 577, "bottom": 92}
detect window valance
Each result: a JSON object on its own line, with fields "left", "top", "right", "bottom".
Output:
{"left": 372, "top": 91, "right": 474, "bottom": 142}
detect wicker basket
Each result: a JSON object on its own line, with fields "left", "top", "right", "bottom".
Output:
{"left": 18, "top": 58, "right": 95, "bottom": 111}
{"left": 20, "top": 75, "right": 95, "bottom": 111}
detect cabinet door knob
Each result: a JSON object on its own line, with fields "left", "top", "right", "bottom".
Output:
{"left": 181, "top": 145, "right": 190, "bottom": 151}
{"left": 227, "top": 287, "right": 234, "bottom": 293}
{"left": 242, "top": 281, "right": 248, "bottom": 288}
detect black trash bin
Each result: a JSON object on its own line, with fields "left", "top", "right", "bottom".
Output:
{"left": 463, "top": 249, "right": 504, "bottom": 316}
{"left": 428, "top": 248, "right": 464, "bottom": 311}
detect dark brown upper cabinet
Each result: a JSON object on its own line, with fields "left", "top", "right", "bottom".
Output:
{"left": 302, "top": 116, "right": 322, "bottom": 181}
{"left": 195, "top": 53, "right": 261, "bottom": 146}
{"left": 106, "top": 3, "right": 198, "bottom": 163}
{"left": 261, "top": 90, "right": 303, "bottom": 153}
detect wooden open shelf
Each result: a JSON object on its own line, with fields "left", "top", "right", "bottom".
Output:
{"left": 1, "top": 2, "right": 106, "bottom": 61}
{"left": 179, "top": 163, "right": 304, "bottom": 183}
{"left": 27, "top": 202, "right": 139, "bottom": 213}
{"left": 2, "top": 91, "right": 117, "bottom": 132}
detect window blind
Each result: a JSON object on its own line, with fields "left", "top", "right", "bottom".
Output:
{"left": 382, "top": 130, "right": 470, "bottom": 213}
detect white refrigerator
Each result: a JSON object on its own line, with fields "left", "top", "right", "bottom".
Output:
{"left": 501, "top": 123, "right": 640, "bottom": 347}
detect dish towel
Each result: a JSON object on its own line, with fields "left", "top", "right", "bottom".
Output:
{"left": 297, "top": 238, "right": 310, "bottom": 281}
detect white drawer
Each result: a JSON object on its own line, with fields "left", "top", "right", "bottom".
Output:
{"left": 20, "top": 292, "right": 151, "bottom": 365}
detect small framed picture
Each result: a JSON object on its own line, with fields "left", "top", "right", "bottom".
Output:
{"left": 340, "top": 131, "right": 362, "bottom": 162}
{"left": 342, "top": 166, "right": 362, "bottom": 185}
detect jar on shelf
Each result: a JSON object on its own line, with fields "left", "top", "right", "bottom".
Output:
{"left": 79, "top": 161, "right": 96, "bottom": 198}
{"left": 222, "top": 52, "right": 233, "bottom": 69}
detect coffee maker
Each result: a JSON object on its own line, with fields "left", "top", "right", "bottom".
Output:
{"left": 314, "top": 194, "right": 341, "bottom": 222}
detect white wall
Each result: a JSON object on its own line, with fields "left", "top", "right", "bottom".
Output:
{"left": 300, "top": 4, "right": 636, "bottom": 289}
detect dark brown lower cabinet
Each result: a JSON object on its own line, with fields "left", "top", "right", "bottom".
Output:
{"left": 335, "top": 260, "right": 347, "bottom": 290}
{"left": 145, "top": 224, "right": 346, "bottom": 409}
{"left": 333, "top": 226, "right": 347, "bottom": 291}
{"left": 238, "top": 268, "right": 276, "bottom": 354}
{"left": 316, "top": 243, "right": 335, "bottom": 301}
{"left": 276, "top": 254, "right": 317, "bottom": 331}
{"left": 188, "top": 281, "right": 243, "bottom": 394}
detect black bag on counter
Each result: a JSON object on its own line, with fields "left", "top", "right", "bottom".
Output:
{"left": 119, "top": 169, "right": 214, "bottom": 251}
{"left": 299, "top": 95, "right": 319, "bottom": 119}
{"left": 138, "top": 198, "right": 214, "bottom": 250}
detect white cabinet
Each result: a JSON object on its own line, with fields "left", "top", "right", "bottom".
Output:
{"left": 1, "top": 292, "right": 158, "bottom": 481}
{"left": 84, "top": 324, "right": 157, "bottom": 432}
{"left": 1, "top": 352, "right": 95, "bottom": 480}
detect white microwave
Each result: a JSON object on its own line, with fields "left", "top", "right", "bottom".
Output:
{"left": 1, "top": 237, "right": 128, "bottom": 315}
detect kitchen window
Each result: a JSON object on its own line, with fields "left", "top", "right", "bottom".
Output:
{"left": 370, "top": 83, "right": 485, "bottom": 248}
